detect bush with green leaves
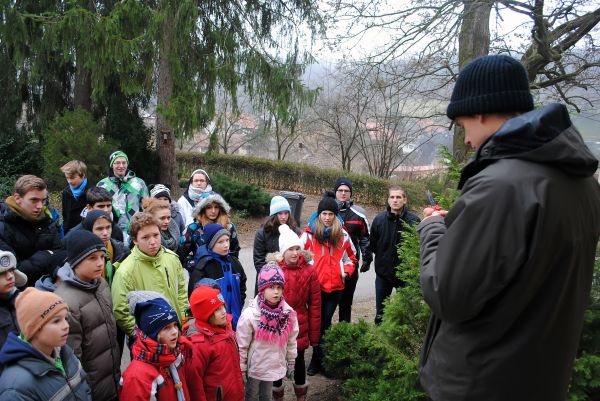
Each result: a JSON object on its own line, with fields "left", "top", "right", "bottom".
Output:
{"left": 42, "top": 108, "right": 117, "bottom": 190}
{"left": 179, "top": 173, "right": 270, "bottom": 217}
{"left": 177, "top": 152, "right": 432, "bottom": 207}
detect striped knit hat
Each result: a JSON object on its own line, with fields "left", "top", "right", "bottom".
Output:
{"left": 270, "top": 196, "right": 291, "bottom": 216}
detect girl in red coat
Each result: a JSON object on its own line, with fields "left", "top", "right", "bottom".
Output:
{"left": 184, "top": 285, "right": 244, "bottom": 401}
{"left": 300, "top": 194, "right": 357, "bottom": 376}
{"left": 270, "top": 224, "right": 321, "bottom": 401}
{"left": 120, "top": 291, "right": 191, "bottom": 401}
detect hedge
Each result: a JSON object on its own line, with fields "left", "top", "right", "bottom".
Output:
{"left": 177, "top": 152, "right": 436, "bottom": 207}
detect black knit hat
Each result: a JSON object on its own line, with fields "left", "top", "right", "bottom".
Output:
{"left": 65, "top": 230, "right": 106, "bottom": 268}
{"left": 333, "top": 177, "right": 353, "bottom": 195}
{"left": 446, "top": 55, "right": 534, "bottom": 120}
{"left": 318, "top": 192, "right": 339, "bottom": 215}
{"left": 82, "top": 210, "right": 112, "bottom": 232}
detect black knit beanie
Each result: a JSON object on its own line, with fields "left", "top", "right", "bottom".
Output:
{"left": 65, "top": 230, "right": 106, "bottom": 268}
{"left": 446, "top": 55, "right": 534, "bottom": 120}
{"left": 333, "top": 177, "right": 353, "bottom": 195}
{"left": 82, "top": 210, "right": 112, "bottom": 232}
{"left": 318, "top": 192, "right": 339, "bottom": 215}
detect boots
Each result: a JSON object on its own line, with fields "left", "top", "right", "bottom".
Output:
{"left": 272, "top": 384, "right": 285, "bottom": 401}
{"left": 294, "top": 383, "right": 308, "bottom": 401}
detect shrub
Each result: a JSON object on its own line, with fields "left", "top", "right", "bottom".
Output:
{"left": 177, "top": 152, "right": 432, "bottom": 207}
{"left": 42, "top": 109, "right": 117, "bottom": 190}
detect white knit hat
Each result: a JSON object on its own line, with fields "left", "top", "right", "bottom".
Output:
{"left": 270, "top": 196, "right": 291, "bottom": 216}
{"left": 278, "top": 224, "right": 301, "bottom": 253}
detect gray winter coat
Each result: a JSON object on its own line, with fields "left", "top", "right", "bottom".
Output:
{"left": 55, "top": 265, "right": 120, "bottom": 401}
{"left": 418, "top": 103, "right": 600, "bottom": 401}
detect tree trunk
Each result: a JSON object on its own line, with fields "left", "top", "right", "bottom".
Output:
{"left": 453, "top": 0, "right": 494, "bottom": 163}
{"left": 156, "top": 23, "right": 179, "bottom": 196}
{"left": 73, "top": 61, "right": 92, "bottom": 111}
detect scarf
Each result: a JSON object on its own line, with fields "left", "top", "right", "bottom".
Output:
{"left": 187, "top": 184, "right": 213, "bottom": 203}
{"left": 5, "top": 196, "right": 48, "bottom": 223}
{"left": 132, "top": 330, "right": 190, "bottom": 401}
{"left": 69, "top": 177, "right": 88, "bottom": 199}
{"left": 160, "top": 220, "right": 180, "bottom": 252}
{"left": 256, "top": 293, "right": 294, "bottom": 347}
{"left": 194, "top": 318, "right": 227, "bottom": 334}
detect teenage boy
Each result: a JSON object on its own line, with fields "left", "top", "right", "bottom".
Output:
{"left": 417, "top": 54, "right": 600, "bottom": 400}
{"left": 60, "top": 160, "right": 89, "bottom": 235}
{"left": 55, "top": 231, "right": 121, "bottom": 401}
{"left": 111, "top": 212, "right": 188, "bottom": 338}
{"left": 97, "top": 150, "right": 148, "bottom": 236}
{"left": 70, "top": 187, "right": 124, "bottom": 242}
{"left": 0, "top": 175, "right": 66, "bottom": 286}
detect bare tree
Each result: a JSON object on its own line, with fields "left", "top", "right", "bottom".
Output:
{"left": 357, "top": 62, "right": 438, "bottom": 178}
{"left": 311, "top": 62, "right": 376, "bottom": 171}
{"left": 211, "top": 88, "right": 260, "bottom": 154}
{"left": 327, "top": 0, "right": 600, "bottom": 160}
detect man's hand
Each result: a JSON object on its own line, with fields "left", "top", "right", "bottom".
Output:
{"left": 360, "top": 262, "right": 370, "bottom": 273}
{"left": 423, "top": 206, "right": 448, "bottom": 219}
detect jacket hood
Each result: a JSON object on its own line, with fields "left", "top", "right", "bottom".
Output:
{"left": 459, "top": 103, "right": 599, "bottom": 188}
{"left": 267, "top": 250, "right": 313, "bottom": 265}
{"left": 57, "top": 264, "right": 100, "bottom": 290}
{"left": 195, "top": 244, "right": 215, "bottom": 263}
{"left": 0, "top": 332, "right": 45, "bottom": 365}
{"left": 34, "top": 275, "right": 57, "bottom": 292}
{"left": 192, "top": 193, "right": 231, "bottom": 217}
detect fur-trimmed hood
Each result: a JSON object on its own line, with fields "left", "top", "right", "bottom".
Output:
{"left": 266, "top": 250, "right": 313, "bottom": 264}
{"left": 192, "top": 193, "right": 231, "bottom": 217}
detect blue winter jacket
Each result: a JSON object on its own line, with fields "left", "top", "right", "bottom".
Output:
{"left": 0, "top": 332, "right": 91, "bottom": 401}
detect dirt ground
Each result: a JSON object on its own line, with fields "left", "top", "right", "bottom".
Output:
{"left": 235, "top": 191, "right": 379, "bottom": 400}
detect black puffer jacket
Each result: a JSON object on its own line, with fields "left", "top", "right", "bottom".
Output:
{"left": 417, "top": 103, "right": 600, "bottom": 401}
{"left": 368, "top": 207, "right": 420, "bottom": 285}
{"left": 0, "top": 206, "right": 65, "bottom": 287}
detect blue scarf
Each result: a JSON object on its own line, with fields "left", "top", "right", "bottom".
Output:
{"left": 69, "top": 177, "right": 88, "bottom": 199}
{"left": 208, "top": 249, "right": 230, "bottom": 269}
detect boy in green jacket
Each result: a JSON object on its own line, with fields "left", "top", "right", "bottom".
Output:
{"left": 112, "top": 212, "right": 188, "bottom": 338}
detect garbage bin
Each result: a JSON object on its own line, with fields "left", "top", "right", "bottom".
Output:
{"left": 279, "top": 191, "right": 306, "bottom": 226}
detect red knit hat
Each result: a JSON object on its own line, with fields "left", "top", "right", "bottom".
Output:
{"left": 189, "top": 286, "right": 226, "bottom": 323}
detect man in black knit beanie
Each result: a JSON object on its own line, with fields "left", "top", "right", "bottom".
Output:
{"left": 416, "top": 54, "right": 600, "bottom": 401}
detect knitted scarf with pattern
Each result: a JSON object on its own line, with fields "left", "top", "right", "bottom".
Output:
{"left": 132, "top": 329, "right": 191, "bottom": 401}
{"left": 256, "top": 293, "right": 295, "bottom": 347}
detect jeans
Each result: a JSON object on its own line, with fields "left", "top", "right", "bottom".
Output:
{"left": 313, "top": 290, "right": 342, "bottom": 363}
{"left": 375, "top": 275, "right": 399, "bottom": 325}
{"left": 339, "top": 268, "right": 359, "bottom": 323}
{"left": 245, "top": 377, "right": 273, "bottom": 401}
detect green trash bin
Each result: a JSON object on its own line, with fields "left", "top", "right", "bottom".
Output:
{"left": 279, "top": 191, "right": 306, "bottom": 226}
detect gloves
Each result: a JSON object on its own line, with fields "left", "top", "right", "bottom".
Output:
{"left": 286, "top": 360, "right": 295, "bottom": 379}
{"left": 360, "top": 261, "right": 371, "bottom": 272}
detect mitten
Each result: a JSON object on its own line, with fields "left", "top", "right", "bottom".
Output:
{"left": 359, "top": 261, "right": 370, "bottom": 272}
{"left": 286, "top": 360, "right": 295, "bottom": 379}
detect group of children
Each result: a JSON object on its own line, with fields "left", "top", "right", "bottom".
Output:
{"left": 0, "top": 149, "right": 363, "bottom": 401}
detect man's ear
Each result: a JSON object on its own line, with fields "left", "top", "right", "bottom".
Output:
{"left": 13, "top": 193, "right": 22, "bottom": 204}
{"left": 86, "top": 204, "right": 92, "bottom": 210}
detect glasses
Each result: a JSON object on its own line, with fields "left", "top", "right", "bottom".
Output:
{"left": 337, "top": 189, "right": 351, "bottom": 193}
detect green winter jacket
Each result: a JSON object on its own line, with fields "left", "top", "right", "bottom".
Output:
{"left": 111, "top": 245, "right": 189, "bottom": 336}
{"left": 97, "top": 171, "right": 148, "bottom": 233}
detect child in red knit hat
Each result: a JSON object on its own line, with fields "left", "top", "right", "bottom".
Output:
{"left": 184, "top": 285, "right": 244, "bottom": 401}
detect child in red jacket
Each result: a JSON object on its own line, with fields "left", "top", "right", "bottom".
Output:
{"left": 184, "top": 285, "right": 244, "bottom": 401}
{"left": 120, "top": 291, "right": 191, "bottom": 401}
{"left": 270, "top": 224, "right": 321, "bottom": 401}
